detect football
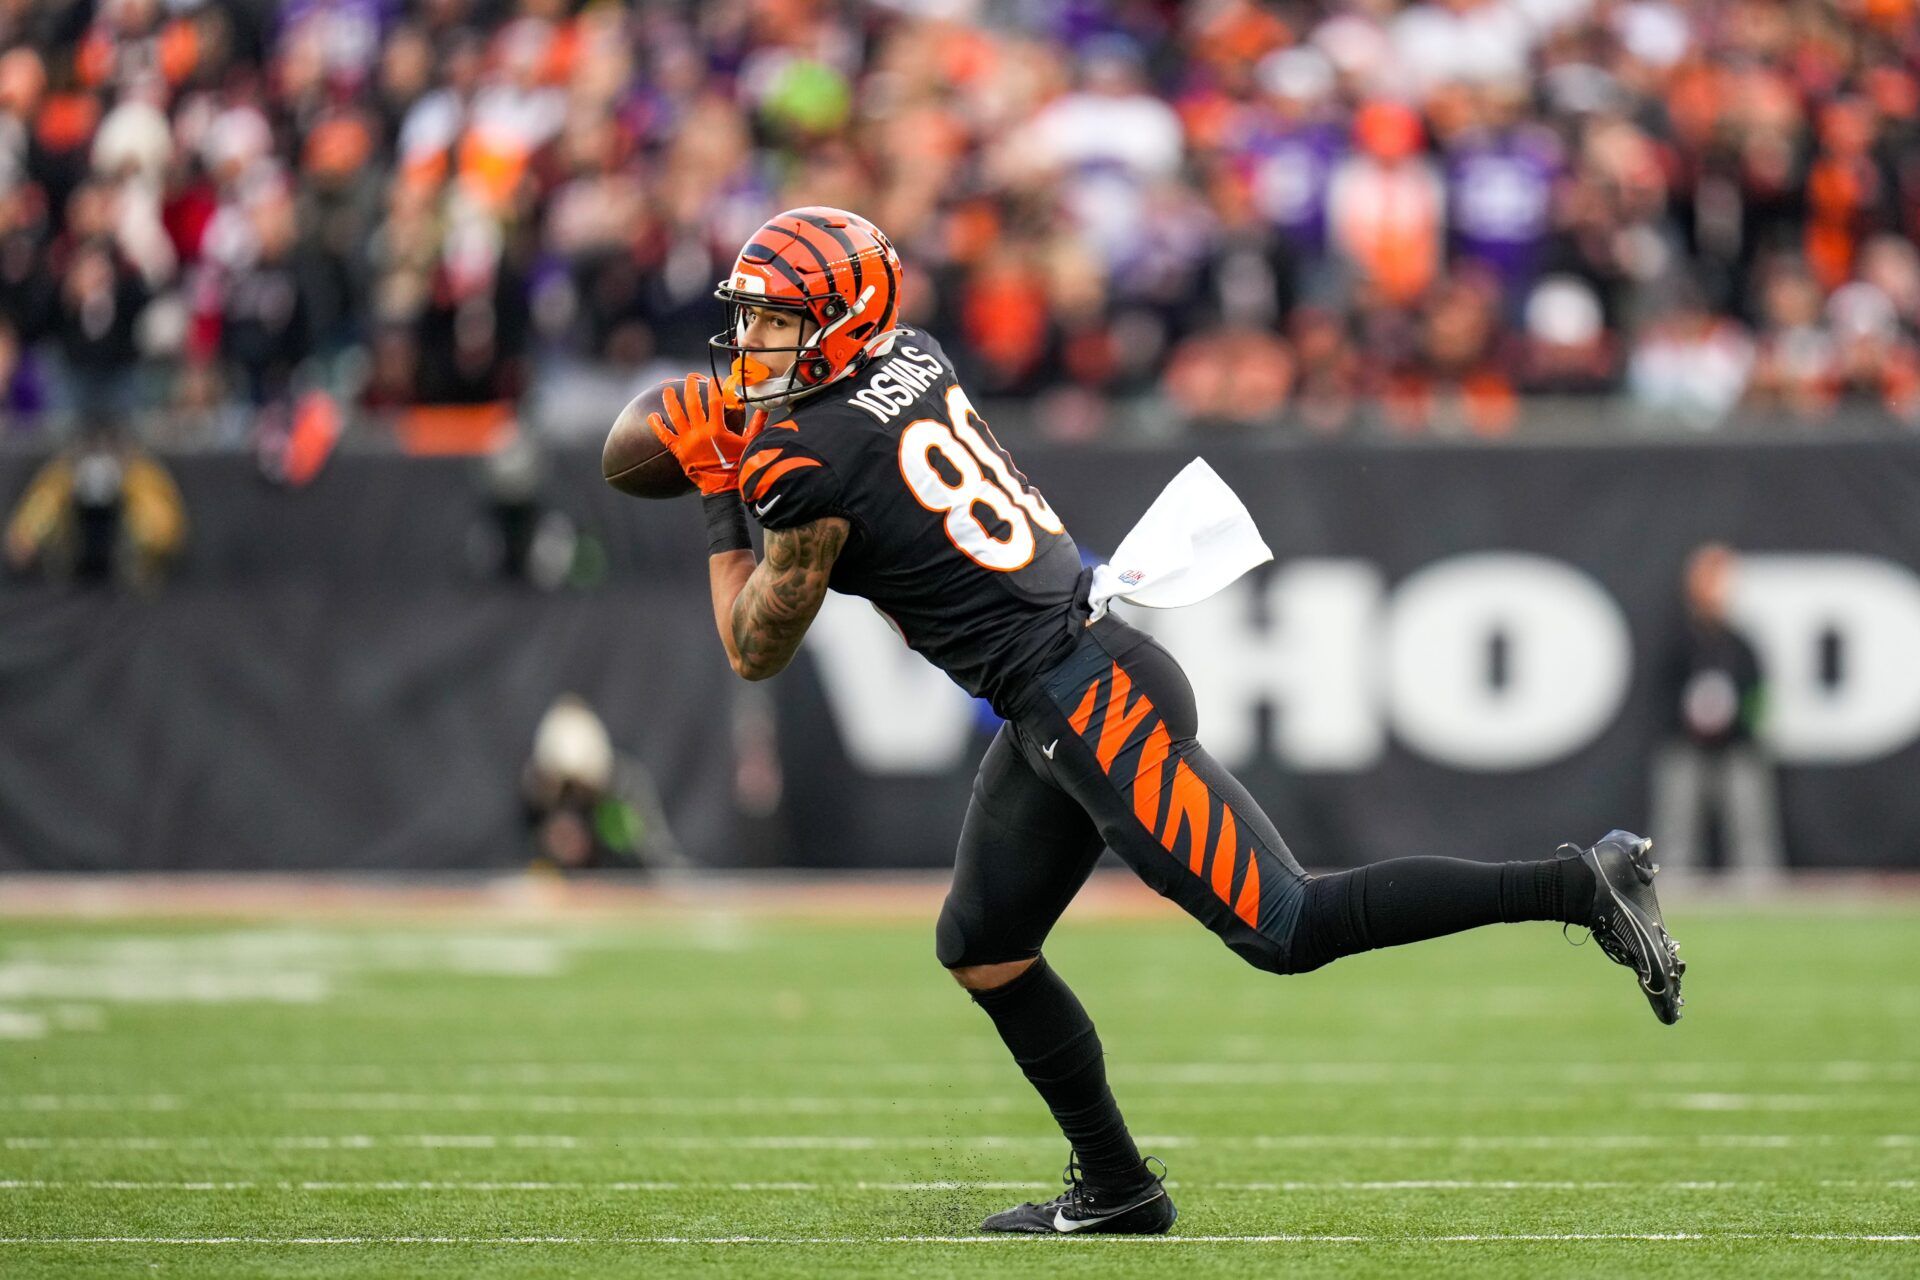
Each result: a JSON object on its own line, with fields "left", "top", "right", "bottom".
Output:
{"left": 603, "top": 380, "right": 695, "bottom": 499}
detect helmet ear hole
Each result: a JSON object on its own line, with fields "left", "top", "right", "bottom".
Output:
{"left": 849, "top": 322, "right": 874, "bottom": 339}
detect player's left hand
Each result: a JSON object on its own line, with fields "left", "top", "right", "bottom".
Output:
{"left": 650, "top": 374, "right": 764, "bottom": 496}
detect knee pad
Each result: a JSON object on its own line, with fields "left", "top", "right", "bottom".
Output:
{"left": 936, "top": 895, "right": 1039, "bottom": 970}
{"left": 934, "top": 899, "right": 970, "bottom": 969}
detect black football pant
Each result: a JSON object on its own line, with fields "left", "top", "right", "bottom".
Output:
{"left": 937, "top": 615, "right": 1588, "bottom": 974}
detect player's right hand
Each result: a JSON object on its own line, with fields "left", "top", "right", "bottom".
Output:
{"left": 650, "top": 373, "right": 752, "bottom": 496}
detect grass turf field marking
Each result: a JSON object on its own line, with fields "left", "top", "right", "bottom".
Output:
{"left": 0, "top": 1179, "right": 1053, "bottom": 1192}
{"left": 3, "top": 1135, "right": 581, "bottom": 1150}
{"left": 0, "top": 1093, "right": 1029, "bottom": 1115}
{"left": 1124, "top": 1061, "right": 1920, "bottom": 1086}
{"left": 4, "top": 1234, "right": 1919, "bottom": 1246}
{"left": 4, "top": 1089, "right": 1909, "bottom": 1114}
{"left": 28, "top": 1059, "right": 1919, "bottom": 1085}
{"left": 8, "top": 1132, "right": 1920, "bottom": 1151}
{"left": 0, "top": 1009, "right": 46, "bottom": 1039}
{"left": 1, "top": 1178, "right": 1915, "bottom": 1193}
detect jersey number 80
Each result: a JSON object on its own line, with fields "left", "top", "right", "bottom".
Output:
{"left": 898, "top": 385, "right": 1065, "bottom": 571}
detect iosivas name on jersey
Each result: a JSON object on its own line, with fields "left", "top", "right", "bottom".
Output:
{"left": 844, "top": 344, "right": 947, "bottom": 423}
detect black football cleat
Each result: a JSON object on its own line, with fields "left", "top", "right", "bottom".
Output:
{"left": 980, "top": 1153, "right": 1176, "bottom": 1235}
{"left": 1565, "top": 829, "right": 1686, "bottom": 1025}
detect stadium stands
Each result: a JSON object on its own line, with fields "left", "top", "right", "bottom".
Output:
{"left": 0, "top": 0, "right": 1914, "bottom": 442}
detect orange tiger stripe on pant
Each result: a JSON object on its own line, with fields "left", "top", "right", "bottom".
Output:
{"left": 1065, "top": 662, "right": 1261, "bottom": 927}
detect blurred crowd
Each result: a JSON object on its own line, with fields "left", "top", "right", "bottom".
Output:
{"left": 0, "top": 0, "right": 1916, "bottom": 447}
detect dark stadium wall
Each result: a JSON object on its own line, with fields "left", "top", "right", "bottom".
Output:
{"left": 3, "top": 440, "right": 1918, "bottom": 872}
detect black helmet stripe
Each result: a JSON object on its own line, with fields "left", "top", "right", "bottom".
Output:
{"left": 740, "top": 241, "right": 809, "bottom": 293}
{"left": 794, "top": 213, "right": 864, "bottom": 299}
{"left": 771, "top": 223, "right": 836, "bottom": 286}
{"left": 874, "top": 246, "right": 898, "bottom": 328}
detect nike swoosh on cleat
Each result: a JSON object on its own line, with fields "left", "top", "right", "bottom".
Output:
{"left": 1052, "top": 1194, "right": 1157, "bottom": 1233}
{"left": 753, "top": 495, "right": 782, "bottom": 518}
{"left": 1041, "top": 739, "right": 1057, "bottom": 759}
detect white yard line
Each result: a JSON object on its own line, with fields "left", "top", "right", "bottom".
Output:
{"left": 1, "top": 1089, "right": 1911, "bottom": 1114}
{"left": 3, "top": 1135, "right": 583, "bottom": 1151}
{"left": 2, "top": 1233, "right": 1918, "bottom": 1246}
{"left": 0, "top": 1094, "right": 1029, "bottom": 1115}
{"left": 18, "top": 1060, "right": 1920, "bottom": 1088}
{"left": 0, "top": 1178, "right": 1914, "bottom": 1193}
{"left": 6, "top": 1132, "right": 1919, "bottom": 1151}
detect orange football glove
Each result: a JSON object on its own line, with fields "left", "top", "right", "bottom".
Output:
{"left": 649, "top": 373, "right": 762, "bottom": 496}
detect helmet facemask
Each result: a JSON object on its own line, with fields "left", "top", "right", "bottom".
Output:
{"left": 709, "top": 282, "right": 879, "bottom": 410}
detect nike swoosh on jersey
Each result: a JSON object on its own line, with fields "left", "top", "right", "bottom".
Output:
{"left": 1041, "top": 739, "right": 1057, "bottom": 759}
{"left": 754, "top": 494, "right": 782, "bottom": 518}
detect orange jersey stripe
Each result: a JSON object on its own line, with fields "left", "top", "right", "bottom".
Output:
{"left": 1095, "top": 664, "right": 1154, "bottom": 774}
{"left": 1067, "top": 677, "right": 1100, "bottom": 737}
{"left": 743, "top": 455, "right": 822, "bottom": 501}
{"left": 738, "top": 448, "right": 782, "bottom": 487}
{"left": 1234, "top": 853, "right": 1261, "bottom": 927}
{"left": 1210, "top": 808, "right": 1238, "bottom": 904}
{"left": 1161, "top": 758, "right": 1210, "bottom": 876}
{"left": 1133, "top": 722, "right": 1171, "bottom": 832}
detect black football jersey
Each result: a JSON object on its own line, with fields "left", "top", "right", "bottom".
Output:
{"left": 737, "top": 327, "right": 1084, "bottom": 711}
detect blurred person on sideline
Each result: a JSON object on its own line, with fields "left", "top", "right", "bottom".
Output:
{"left": 1017, "top": 37, "right": 1184, "bottom": 281}
{"left": 1161, "top": 323, "right": 1293, "bottom": 431}
{"left": 1822, "top": 282, "right": 1920, "bottom": 426}
{"left": 1379, "top": 269, "right": 1516, "bottom": 437}
{"left": 1649, "top": 544, "right": 1785, "bottom": 878}
{"left": 4, "top": 422, "right": 184, "bottom": 589}
{"left": 1442, "top": 81, "right": 1562, "bottom": 306}
{"left": 467, "top": 434, "right": 595, "bottom": 590}
{"left": 1286, "top": 304, "right": 1363, "bottom": 435}
{"left": 1326, "top": 100, "right": 1443, "bottom": 311}
{"left": 1748, "top": 263, "right": 1920, "bottom": 426}
{"left": 1626, "top": 283, "right": 1753, "bottom": 428}
{"left": 1239, "top": 47, "right": 1343, "bottom": 293}
{"left": 1516, "top": 274, "right": 1618, "bottom": 395}
{"left": 521, "top": 694, "right": 683, "bottom": 876}
{"left": 1745, "top": 256, "right": 1841, "bottom": 420}
{"left": 51, "top": 234, "right": 149, "bottom": 427}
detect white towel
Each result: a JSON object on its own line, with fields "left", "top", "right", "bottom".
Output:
{"left": 1086, "top": 458, "right": 1274, "bottom": 622}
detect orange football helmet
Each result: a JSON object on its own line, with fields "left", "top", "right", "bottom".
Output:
{"left": 710, "top": 206, "right": 905, "bottom": 408}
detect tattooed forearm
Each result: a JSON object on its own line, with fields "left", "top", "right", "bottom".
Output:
{"left": 728, "top": 517, "right": 848, "bottom": 680}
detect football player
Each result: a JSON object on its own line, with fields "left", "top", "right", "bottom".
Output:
{"left": 649, "top": 206, "right": 1685, "bottom": 1236}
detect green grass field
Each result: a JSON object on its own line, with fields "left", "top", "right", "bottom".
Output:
{"left": 1, "top": 893, "right": 1916, "bottom": 1277}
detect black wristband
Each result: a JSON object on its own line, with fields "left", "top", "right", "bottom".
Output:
{"left": 702, "top": 491, "right": 752, "bottom": 556}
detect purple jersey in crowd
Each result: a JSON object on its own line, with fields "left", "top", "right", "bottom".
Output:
{"left": 1243, "top": 122, "right": 1346, "bottom": 258}
{"left": 1446, "top": 126, "right": 1563, "bottom": 291}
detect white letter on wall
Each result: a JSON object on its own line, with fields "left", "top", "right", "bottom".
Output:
{"left": 1386, "top": 553, "right": 1632, "bottom": 771}
{"left": 1731, "top": 554, "right": 1920, "bottom": 763}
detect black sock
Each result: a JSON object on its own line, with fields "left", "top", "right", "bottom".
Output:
{"left": 968, "top": 956, "right": 1145, "bottom": 1189}
{"left": 1294, "top": 854, "right": 1596, "bottom": 971}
